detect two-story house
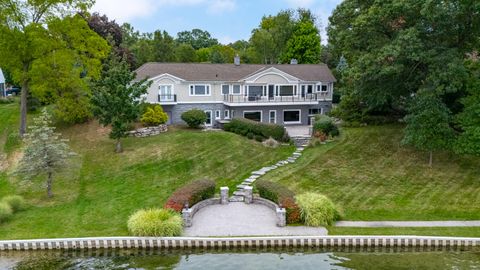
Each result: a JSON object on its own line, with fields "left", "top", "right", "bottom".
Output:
{"left": 135, "top": 58, "right": 336, "bottom": 127}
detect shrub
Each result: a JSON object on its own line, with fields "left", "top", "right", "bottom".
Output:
{"left": 1, "top": 195, "right": 27, "bottom": 212}
{"left": 247, "top": 132, "right": 254, "bottom": 139}
{"left": 262, "top": 137, "right": 280, "bottom": 148}
{"left": 313, "top": 115, "right": 340, "bottom": 137}
{"left": 254, "top": 135, "right": 264, "bottom": 142}
{"left": 141, "top": 105, "right": 169, "bottom": 126}
{"left": 296, "top": 193, "right": 340, "bottom": 226}
{"left": 0, "top": 97, "right": 14, "bottom": 104}
{"left": 127, "top": 208, "right": 183, "bottom": 237}
{"left": 0, "top": 202, "right": 13, "bottom": 222}
{"left": 224, "top": 118, "right": 289, "bottom": 142}
{"left": 256, "top": 180, "right": 302, "bottom": 224}
{"left": 181, "top": 109, "right": 207, "bottom": 128}
{"left": 164, "top": 179, "right": 216, "bottom": 212}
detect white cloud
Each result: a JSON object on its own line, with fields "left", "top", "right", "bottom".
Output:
{"left": 92, "top": 0, "right": 236, "bottom": 22}
{"left": 217, "top": 35, "right": 234, "bottom": 44}
{"left": 207, "top": 0, "right": 236, "bottom": 14}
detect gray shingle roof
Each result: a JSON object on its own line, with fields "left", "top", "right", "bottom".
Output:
{"left": 135, "top": 63, "right": 336, "bottom": 82}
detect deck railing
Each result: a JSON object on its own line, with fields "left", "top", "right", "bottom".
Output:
{"left": 158, "top": 94, "right": 177, "bottom": 103}
{"left": 223, "top": 92, "right": 330, "bottom": 103}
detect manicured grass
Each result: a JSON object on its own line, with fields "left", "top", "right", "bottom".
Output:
{"left": 262, "top": 125, "right": 480, "bottom": 222}
{"left": 0, "top": 103, "right": 294, "bottom": 239}
{"left": 328, "top": 227, "right": 480, "bottom": 238}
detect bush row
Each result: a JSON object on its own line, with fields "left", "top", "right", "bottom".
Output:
{"left": 164, "top": 179, "right": 216, "bottom": 212}
{"left": 255, "top": 180, "right": 301, "bottom": 224}
{"left": 0, "top": 195, "right": 27, "bottom": 223}
{"left": 224, "top": 118, "right": 289, "bottom": 142}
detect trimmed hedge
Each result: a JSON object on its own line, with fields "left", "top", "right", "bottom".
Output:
{"left": 127, "top": 208, "right": 182, "bottom": 236}
{"left": 255, "top": 180, "right": 301, "bottom": 224}
{"left": 296, "top": 193, "right": 340, "bottom": 226}
{"left": 164, "top": 179, "right": 216, "bottom": 212}
{"left": 0, "top": 202, "right": 13, "bottom": 223}
{"left": 224, "top": 118, "right": 289, "bottom": 142}
{"left": 181, "top": 109, "right": 207, "bottom": 128}
{"left": 1, "top": 195, "right": 27, "bottom": 212}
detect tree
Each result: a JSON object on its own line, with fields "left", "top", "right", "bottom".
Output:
{"left": 455, "top": 60, "right": 480, "bottom": 155}
{"left": 176, "top": 29, "right": 218, "bottom": 50}
{"left": 27, "top": 15, "right": 110, "bottom": 124}
{"left": 0, "top": 0, "right": 97, "bottom": 136}
{"left": 402, "top": 92, "right": 455, "bottom": 166}
{"left": 91, "top": 57, "right": 151, "bottom": 153}
{"left": 152, "top": 30, "right": 176, "bottom": 62}
{"left": 175, "top": 43, "right": 197, "bottom": 62}
{"left": 282, "top": 15, "right": 322, "bottom": 63}
{"left": 336, "top": 55, "right": 348, "bottom": 73}
{"left": 15, "top": 109, "right": 75, "bottom": 198}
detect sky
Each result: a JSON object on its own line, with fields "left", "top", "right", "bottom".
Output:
{"left": 91, "top": 0, "right": 342, "bottom": 45}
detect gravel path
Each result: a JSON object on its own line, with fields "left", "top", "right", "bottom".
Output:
{"left": 335, "top": 220, "right": 480, "bottom": 227}
{"left": 184, "top": 202, "right": 327, "bottom": 237}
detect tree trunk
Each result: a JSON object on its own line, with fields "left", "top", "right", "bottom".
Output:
{"left": 19, "top": 65, "right": 29, "bottom": 137}
{"left": 115, "top": 138, "right": 123, "bottom": 153}
{"left": 429, "top": 151, "right": 433, "bottom": 167}
{"left": 47, "top": 172, "right": 53, "bottom": 198}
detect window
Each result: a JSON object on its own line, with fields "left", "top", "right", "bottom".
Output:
{"left": 221, "top": 85, "right": 230, "bottom": 95}
{"left": 283, "top": 110, "right": 301, "bottom": 124}
{"left": 232, "top": 84, "right": 242, "bottom": 95}
{"left": 204, "top": 110, "right": 212, "bottom": 126}
{"left": 278, "top": 85, "right": 294, "bottom": 96}
{"left": 243, "top": 111, "right": 262, "bottom": 122}
{"left": 309, "top": 108, "right": 320, "bottom": 115}
{"left": 307, "top": 85, "right": 314, "bottom": 94}
{"left": 231, "top": 110, "right": 235, "bottom": 118}
{"left": 189, "top": 84, "right": 211, "bottom": 96}
{"left": 269, "top": 110, "right": 276, "bottom": 124}
{"left": 224, "top": 110, "right": 230, "bottom": 119}
{"left": 159, "top": 85, "right": 173, "bottom": 101}
{"left": 215, "top": 110, "right": 221, "bottom": 119}
{"left": 321, "top": 85, "right": 328, "bottom": 92}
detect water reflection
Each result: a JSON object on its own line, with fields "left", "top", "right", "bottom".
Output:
{"left": 0, "top": 247, "right": 479, "bottom": 270}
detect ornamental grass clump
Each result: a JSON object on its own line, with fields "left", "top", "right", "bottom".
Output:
{"left": 0, "top": 202, "right": 13, "bottom": 223}
{"left": 1, "top": 195, "right": 27, "bottom": 212}
{"left": 127, "top": 208, "right": 183, "bottom": 237}
{"left": 296, "top": 192, "right": 340, "bottom": 226}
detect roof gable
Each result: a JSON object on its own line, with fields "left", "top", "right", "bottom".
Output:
{"left": 242, "top": 67, "right": 301, "bottom": 83}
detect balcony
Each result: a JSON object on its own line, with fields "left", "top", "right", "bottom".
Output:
{"left": 223, "top": 92, "right": 331, "bottom": 105}
{"left": 158, "top": 94, "right": 177, "bottom": 104}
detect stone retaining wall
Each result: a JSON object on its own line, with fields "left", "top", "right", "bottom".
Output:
{"left": 127, "top": 125, "right": 168, "bottom": 137}
{"left": 0, "top": 236, "right": 478, "bottom": 251}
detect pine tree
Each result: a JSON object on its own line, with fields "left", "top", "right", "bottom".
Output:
{"left": 15, "top": 109, "right": 76, "bottom": 198}
{"left": 336, "top": 55, "right": 348, "bottom": 73}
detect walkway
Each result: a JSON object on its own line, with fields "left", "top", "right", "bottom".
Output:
{"left": 184, "top": 202, "right": 327, "bottom": 237}
{"left": 335, "top": 220, "right": 480, "bottom": 227}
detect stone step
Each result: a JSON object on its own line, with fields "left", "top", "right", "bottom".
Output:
{"left": 244, "top": 178, "right": 256, "bottom": 183}
{"left": 233, "top": 191, "right": 245, "bottom": 196}
{"left": 241, "top": 182, "right": 252, "bottom": 186}
{"left": 229, "top": 196, "right": 244, "bottom": 202}
{"left": 237, "top": 184, "right": 247, "bottom": 189}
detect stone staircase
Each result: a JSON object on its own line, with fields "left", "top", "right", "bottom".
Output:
{"left": 291, "top": 135, "right": 311, "bottom": 147}
{"left": 229, "top": 147, "right": 305, "bottom": 202}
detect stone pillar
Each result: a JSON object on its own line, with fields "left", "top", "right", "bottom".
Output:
{"left": 276, "top": 207, "right": 286, "bottom": 227}
{"left": 220, "top": 187, "right": 229, "bottom": 204}
{"left": 182, "top": 208, "right": 193, "bottom": 227}
{"left": 244, "top": 186, "right": 253, "bottom": 204}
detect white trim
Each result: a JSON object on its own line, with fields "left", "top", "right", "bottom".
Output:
{"left": 189, "top": 84, "right": 212, "bottom": 96}
{"left": 243, "top": 110, "right": 262, "bottom": 122}
{"left": 215, "top": 110, "right": 221, "bottom": 119}
{"left": 225, "top": 101, "right": 323, "bottom": 107}
{"left": 224, "top": 110, "right": 230, "bottom": 119}
{"left": 204, "top": 110, "right": 213, "bottom": 126}
{"left": 178, "top": 101, "right": 224, "bottom": 104}
{"left": 242, "top": 67, "right": 301, "bottom": 83}
{"left": 149, "top": 73, "right": 185, "bottom": 82}
{"left": 283, "top": 109, "right": 302, "bottom": 124}
{"left": 269, "top": 110, "right": 277, "bottom": 124}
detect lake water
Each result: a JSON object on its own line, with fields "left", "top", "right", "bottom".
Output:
{"left": 1, "top": 247, "right": 479, "bottom": 269}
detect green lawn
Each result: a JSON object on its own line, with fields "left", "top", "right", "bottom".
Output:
{"left": 0, "top": 103, "right": 294, "bottom": 239}
{"left": 262, "top": 125, "right": 480, "bottom": 222}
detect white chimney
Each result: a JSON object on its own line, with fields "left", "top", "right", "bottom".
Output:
{"left": 290, "top": 59, "right": 298, "bottom": 65}
{"left": 234, "top": 54, "right": 240, "bottom": 66}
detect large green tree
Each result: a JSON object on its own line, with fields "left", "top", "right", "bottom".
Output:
{"left": 152, "top": 30, "right": 176, "bottom": 62}
{"left": 15, "top": 109, "right": 76, "bottom": 198}
{"left": 176, "top": 29, "right": 218, "bottom": 50}
{"left": 175, "top": 43, "right": 197, "bottom": 62}
{"left": 91, "top": 57, "right": 151, "bottom": 153}
{"left": 0, "top": 0, "right": 104, "bottom": 135}
{"left": 282, "top": 12, "right": 321, "bottom": 63}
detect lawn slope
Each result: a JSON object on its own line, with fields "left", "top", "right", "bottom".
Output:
{"left": 263, "top": 125, "right": 480, "bottom": 221}
{"left": 0, "top": 103, "right": 294, "bottom": 239}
